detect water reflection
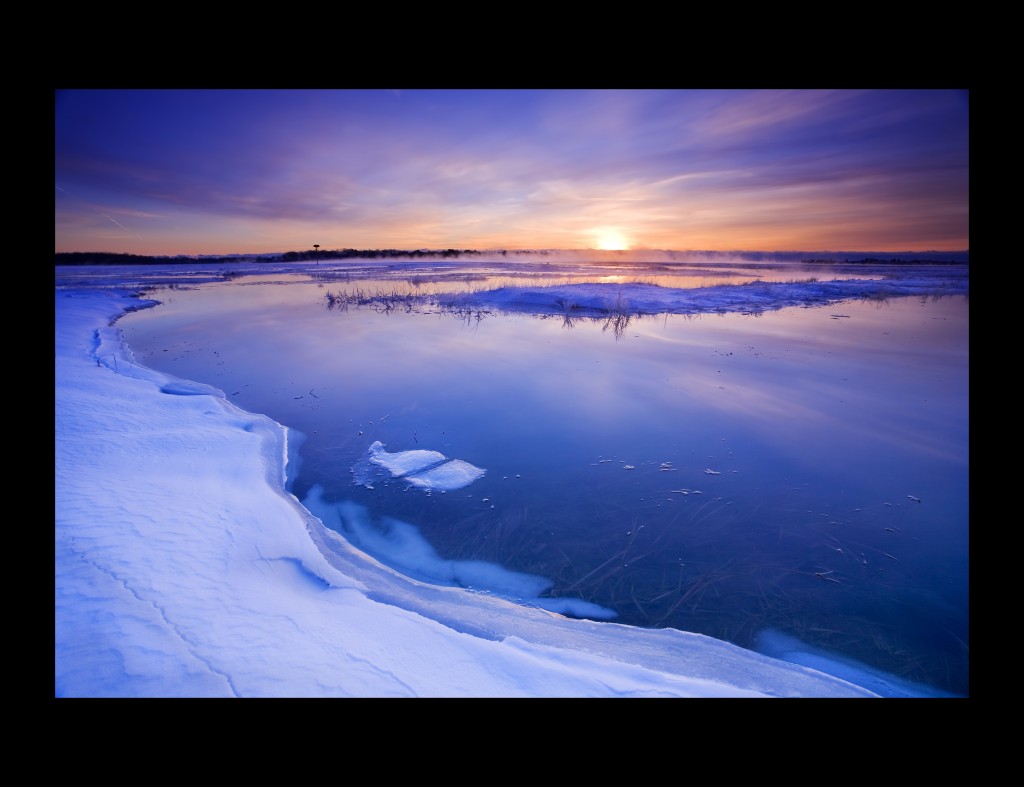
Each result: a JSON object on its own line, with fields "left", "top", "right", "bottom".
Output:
{"left": 119, "top": 264, "right": 968, "bottom": 696}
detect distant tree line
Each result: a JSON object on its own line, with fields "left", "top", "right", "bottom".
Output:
{"left": 55, "top": 249, "right": 488, "bottom": 266}
{"left": 279, "top": 248, "right": 483, "bottom": 262}
{"left": 55, "top": 250, "right": 968, "bottom": 266}
{"left": 55, "top": 251, "right": 181, "bottom": 266}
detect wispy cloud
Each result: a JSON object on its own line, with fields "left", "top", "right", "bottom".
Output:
{"left": 55, "top": 89, "right": 969, "bottom": 255}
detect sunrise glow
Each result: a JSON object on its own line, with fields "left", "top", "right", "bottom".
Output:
{"left": 594, "top": 230, "right": 631, "bottom": 251}
{"left": 55, "top": 90, "right": 969, "bottom": 256}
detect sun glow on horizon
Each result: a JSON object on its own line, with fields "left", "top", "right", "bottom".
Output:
{"left": 594, "top": 229, "right": 631, "bottom": 251}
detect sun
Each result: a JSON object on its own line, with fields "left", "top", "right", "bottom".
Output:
{"left": 594, "top": 229, "right": 630, "bottom": 251}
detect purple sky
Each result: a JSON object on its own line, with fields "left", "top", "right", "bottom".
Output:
{"left": 55, "top": 89, "right": 969, "bottom": 256}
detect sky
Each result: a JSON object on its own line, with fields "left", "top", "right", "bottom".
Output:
{"left": 54, "top": 261, "right": 967, "bottom": 697}
{"left": 54, "top": 89, "right": 969, "bottom": 257}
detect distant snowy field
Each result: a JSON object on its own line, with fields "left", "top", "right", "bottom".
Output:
{"left": 55, "top": 258, "right": 967, "bottom": 697}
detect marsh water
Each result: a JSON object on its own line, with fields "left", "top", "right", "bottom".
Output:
{"left": 119, "top": 262, "right": 969, "bottom": 695}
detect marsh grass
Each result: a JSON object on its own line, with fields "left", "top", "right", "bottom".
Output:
{"left": 325, "top": 287, "right": 421, "bottom": 313}
{"left": 325, "top": 274, "right": 968, "bottom": 339}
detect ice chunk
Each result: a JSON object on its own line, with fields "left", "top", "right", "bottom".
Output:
{"left": 406, "top": 459, "right": 486, "bottom": 491}
{"left": 353, "top": 441, "right": 485, "bottom": 492}
{"left": 367, "top": 440, "right": 446, "bottom": 477}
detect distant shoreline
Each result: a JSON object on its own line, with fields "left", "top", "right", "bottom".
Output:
{"left": 54, "top": 249, "right": 970, "bottom": 267}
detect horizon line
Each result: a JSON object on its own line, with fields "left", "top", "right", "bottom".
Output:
{"left": 55, "top": 247, "right": 971, "bottom": 257}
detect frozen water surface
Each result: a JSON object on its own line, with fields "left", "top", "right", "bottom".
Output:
{"left": 69, "top": 256, "right": 968, "bottom": 696}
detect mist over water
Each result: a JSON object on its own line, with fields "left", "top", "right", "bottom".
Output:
{"left": 119, "top": 261, "right": 968, "bottom": 695}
